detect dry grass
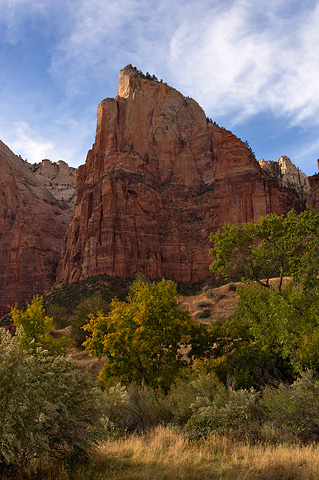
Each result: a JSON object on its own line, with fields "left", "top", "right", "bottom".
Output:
{"left": 183, "top": 278, "right": 292, "bottom": 325}
{"left": 62, "top": 426, "right": 319, "bottom": 480}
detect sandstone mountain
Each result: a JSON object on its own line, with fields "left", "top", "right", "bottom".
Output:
{"left": 57, "top": 65, "right": 303, "bottom": 285}
{"left": 259, "top": 156, "right": 310, "bottom": 200}
{"left": 28, "top": 159, "right": 77, "bottom": 220}
{"left": 0, "top": 140, "right": 70, "bottom": 314}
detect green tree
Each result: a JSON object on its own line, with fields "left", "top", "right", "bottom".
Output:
{"left": 11, "top": 296, "right": 73, "bottom": 354}
{"left": 70, "top": 292, "right": 110, "bottom": 347}
{"left": 0, "top": 328, "right": 104, "bottom": 475}
{"left": 209, "top": 207, "right": 319, "bottom": 291}
{"left": 84, "top": 279, "right": 203, "bottom": 391}
{"left": 209, "top": 212, "right": 293, "bottom": 289}
{"left": 207, "top": 208, "right": 319, "bottom": 387}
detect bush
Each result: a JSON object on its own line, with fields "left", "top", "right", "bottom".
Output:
{"left": 194, "top": 301, "right": 212, "bottom": 309}
{"left": 70, "top": 292, "right": 110, "bottom": 347}
{"left": 102, "top": 382, "right": 171, "bottom": 434}
{"left": 195, "top": 309, "right": 211, "bottom": 319}
{"left": 184, "top": 386, "right": 262, "bottom": 440}
{"left": 0, "top": 328, "right": 104, "bottom": 475}
{"left": 168, "top": 373, "right": 223, "bottom": 425}
{"left": 262, "top": 371, "right": 319, "bottom": 442}
{"left": 202, "top": 287, "right": 223, "bottom": 301}
{"left": 46, "top": 303, "right": 69, "bottom": 329}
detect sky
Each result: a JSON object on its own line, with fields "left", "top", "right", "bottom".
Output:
{"left": 0, "top": 0, "right": 318, "bottom": 176}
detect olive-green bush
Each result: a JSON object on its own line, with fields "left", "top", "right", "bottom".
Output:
{"left": 0, "top": 328, "right": 104, "bottom": 475}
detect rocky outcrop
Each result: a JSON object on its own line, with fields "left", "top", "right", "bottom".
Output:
{"left": 0, "top": 141, "right": 70, "bottom": 314}
{"left": 259, "top": 156, "right": 309, "bottom": 199}
{"left": 307, "top": 161, "right": 319, "bottom": 208}
{"left": 57, "top": 65, "right": 303, "bottom": 285}
{"left": 28, "top": 159, "right": 77, "bottom": 219}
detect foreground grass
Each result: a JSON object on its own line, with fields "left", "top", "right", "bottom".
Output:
{"left": 29, "top": 426, "right": 319, "bottom": 480}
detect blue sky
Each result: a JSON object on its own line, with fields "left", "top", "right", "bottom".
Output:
{"left": 0, "top": 0, "right": 318, "bottom": 175}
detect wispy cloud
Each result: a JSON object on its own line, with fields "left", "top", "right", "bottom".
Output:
{"left": 166, "top": 1, "right": 319, "bottom": 127}
{"left": 0, "top": 0, "right": 318, "bottom": 172}
{"left": 11, "top": 121, "right": 55, "bottom": 162}
{"left": 44, "top": 0, "right": 319, "bottom": 129}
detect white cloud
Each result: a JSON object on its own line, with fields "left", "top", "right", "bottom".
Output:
{"left": 0, "top": 0, "right": 318, "bottom": 171}
{"left": 166, "top": 1, "right": 319, "bottom": 127}
{"left": 44, "top": 0, "right": 319, "bottom": 130}
{"left": 10, "top": 121, "right": 55, "bottom": 162}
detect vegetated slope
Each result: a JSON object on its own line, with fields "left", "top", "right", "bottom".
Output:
{"left": 57, "top": 65, "right": 303, "bottom": 286}
{"left": 0, "top": 140, "right": 70, "bottom": 314}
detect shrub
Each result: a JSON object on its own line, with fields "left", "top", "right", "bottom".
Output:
{"left": 262, "top": 371, "right": 319, "bottom": 442}
{"left": 102, "top": 382, "right": 171, "bottom": 434}
{"left": 0, "top": 328, "right": 104, "bottom": 475}
{"left": 194, "top": 301, "right": 211, "bottom": 309}
{"left": 202, "top": 287, "right": 223, "bottom": 301}
{"left": 195, "top": 309, "right": 211, "bottom": 319}
{"left": 46, "top": 303, "right": 69, "bottom": 329}
{"left": 185, "top": 387, "right": 262, "bottom": 440}
{"left": 168, "top": 373, "right": 223, "bottom": 425}
{"left": 70, "top": 292, "right": 110, "bottom": 347}
{"left": 84, "top": 279, "right": 201, "bottom": 391}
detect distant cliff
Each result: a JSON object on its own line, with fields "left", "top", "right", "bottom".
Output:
{"left": 28, "top": 159, "right": 77, "bottom": 220}
{"left": 259, "top": 156, "right": 310, "bottom": 200}
{"left": 57, "top": 65, "right": 303, "bottom": 285}
{"left": 0, "top": 141, "right": 70, "bottom": 314}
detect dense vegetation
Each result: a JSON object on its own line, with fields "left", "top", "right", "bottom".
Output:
{"left": 2, "top": 206, "right": 319, "bottom": 478}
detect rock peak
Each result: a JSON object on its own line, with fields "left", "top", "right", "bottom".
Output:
{"left": 57, "top": 67, "right": 303, "bottom": 286}
{"left": 259, "top": 156, "right": 309, "bottom": 199}
{"left": 117, "top": 64, "right": 138, "bottom": 98}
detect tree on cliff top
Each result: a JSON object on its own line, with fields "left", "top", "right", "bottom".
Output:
{"left": 84, "top": 278, "right": 207, "bottom": 391}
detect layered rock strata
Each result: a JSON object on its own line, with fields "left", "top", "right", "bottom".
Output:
{"left": 259, "top": 156, "right": 310, "bottom": 199}
{"left": 0, "top": 141, "right": 70, "bottom": 314}
{"left": 28, "top": 159, "right": 77, "bottom": 219}
{"left": 58, "top": 65, "right": 303, "bottom": 285}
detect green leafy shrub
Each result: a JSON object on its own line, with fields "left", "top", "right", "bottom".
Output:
{"left": 84, "top": 279, "right": 202, "bottom": 391}
{"left": 185, "top": 386, "right": 262, "bottom": 440}
{"left": 0, "top": 328, "right": 104, "bottom": 475}
{"left": 102, "top": 383, "right": 171, "bottom": 434}
{"left": 168, "top": 373, "right": 223, "bottom": 425}
{"left": 262, "top": 371, "right": 319, "bottom": 442}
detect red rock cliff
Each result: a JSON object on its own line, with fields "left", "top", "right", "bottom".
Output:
{"left": 0, "top": 141, "right": 70, "bottom": 314}
{"left": 57, "top": 65, "right": 302, "bottom": 284}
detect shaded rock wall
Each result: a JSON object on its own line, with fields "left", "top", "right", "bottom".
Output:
{"left": 0, "top": 141, "right": 70, "bottom": 314}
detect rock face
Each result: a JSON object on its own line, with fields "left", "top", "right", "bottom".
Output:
{"left": 28, "top": 159, "right": 77, "bottom": 219}
{"left": 307, "top": 161, "right": 319, "bottom": 208}
{"left": 0, "top": 141, "right": 70, "bottom": 314}
{"left": 57, "top": 65, "right": 303, "bottom": 285}
{"left": 259, "top": 156, "right": 310, "bottom": 199}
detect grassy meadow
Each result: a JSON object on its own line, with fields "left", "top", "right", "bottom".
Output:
{"left": 29, "top": 427, "right": 319, "bottom": 480}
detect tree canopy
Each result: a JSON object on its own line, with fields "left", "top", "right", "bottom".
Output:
{"left": 207, "top": 207, "right": 319, "bottom": 388}
{"left": 11, "top": 296, "right": 73, "bottom": 354}
{"left": 209, "top": 207, "right": 319, "bottom": 291}
{"left": 84, "top": 278, "right": 206, "bottom": 391}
